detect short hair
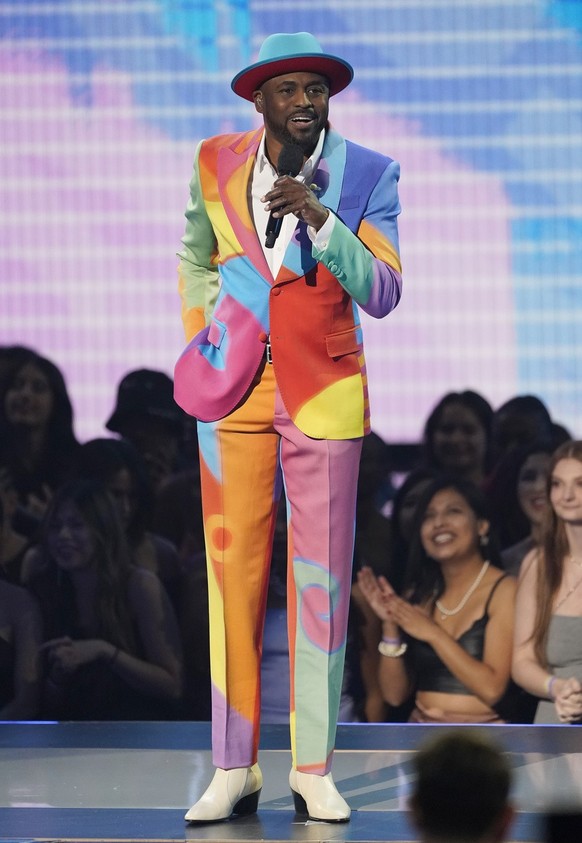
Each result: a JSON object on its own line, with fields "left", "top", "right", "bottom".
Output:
{"left": 411, "top": 731, "right": 512, "bottom": 842}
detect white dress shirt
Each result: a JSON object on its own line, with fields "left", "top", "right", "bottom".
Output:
{"left": 251, "top": 130, "right": 335, "bottom": 278}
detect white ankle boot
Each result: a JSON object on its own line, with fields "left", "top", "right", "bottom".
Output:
{"left": 289, "top": 769, "right": 350, "bottom": 822}
{"left": 184, "top": 764, "right": 262, "bottom": 823}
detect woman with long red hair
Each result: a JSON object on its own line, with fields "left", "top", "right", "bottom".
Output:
{"left": 512, "top": 440, "right": 582, "bottom": 723}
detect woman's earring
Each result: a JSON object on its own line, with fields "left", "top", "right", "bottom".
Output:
{"left": 479, "top": 533, "right": 489, "bottom": 549}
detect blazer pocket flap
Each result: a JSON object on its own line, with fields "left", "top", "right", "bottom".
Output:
{"left": 326, "top": 328, "right": 361, "bottom": 358}
{"left": 207, "top": 318, "right": 226, "bottom": 348}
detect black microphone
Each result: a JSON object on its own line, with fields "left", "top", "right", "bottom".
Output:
{"left": 265, "top": 143, "right": 304, "bottom": 248}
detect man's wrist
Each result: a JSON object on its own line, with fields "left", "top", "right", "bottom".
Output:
{"left": 309, "top": 207, "right": 334, "bottom": 246}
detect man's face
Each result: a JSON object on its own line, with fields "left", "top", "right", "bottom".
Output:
{"left": 253, "top": 71, "right": 330, "bottom": 158}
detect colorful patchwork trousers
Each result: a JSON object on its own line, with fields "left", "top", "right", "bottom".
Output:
{"left": 196, "top": 359, "right": 362, "bottom": 774}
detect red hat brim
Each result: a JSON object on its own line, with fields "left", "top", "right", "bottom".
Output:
{"left": 231, "top": 53, "right": 354, "bottom": 101}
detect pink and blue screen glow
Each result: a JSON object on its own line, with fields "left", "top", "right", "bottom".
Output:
{"left": 1, "top": 1, "right": 581, "bottom": 442}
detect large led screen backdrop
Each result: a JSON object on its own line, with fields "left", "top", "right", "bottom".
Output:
{"left": 1, "top": 1, "right": 581, "bottom": 442}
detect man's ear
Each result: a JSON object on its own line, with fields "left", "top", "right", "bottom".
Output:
{"left": 253, "top": 91, "right": 263, "bottom": 114}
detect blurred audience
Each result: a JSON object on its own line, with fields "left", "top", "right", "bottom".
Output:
{"left": 0, "top": 349, "right": 80, "bottom": 579}
{"left": 0, "top": 495, "right": 43, "bottom": 719}
{"left": 357, "top": 477, "right": 516, "bottom": 723}
{"left": 0, "top": 345, "right": 35, "bottom": 390}
{"left": 106, "top": 368, "right": 188, "bottom": 493}
{"left": 22, "top": 479, "right": 184, "bottom": 720}
{"left": 353, "top": 431, "right": 394, "bottom": 577}
{"left": 489, "top": 395, "right": 555, "bottom": 468}
{"left": 73, "top": 438, "right": 184, "bottom": 608}
{"left": 153, "top": 467, "right": 205, "bottom": 568}
{"left": 0, "top": 463, "right": 30, "bottom": 584}
{"left": 408, "top": 730, "right": 514, "bottom": 843}
{"left": 3, "top": 342, "right": 580, "bottom": 726}
{"left": 486, "top": 443, "right": 553, "bottom": 571}
{"left": 512, "top": 440, "right": 582, "bottom": 724}
{"left": 105, "top": 370, "right": 211, "bottom": 719}
{"left": 420, "top": 390, "right": 494, "bottom": 487}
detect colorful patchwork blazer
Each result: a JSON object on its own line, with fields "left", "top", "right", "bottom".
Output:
{"left": 174, "top": 125, "right": 402, "bottom": 439}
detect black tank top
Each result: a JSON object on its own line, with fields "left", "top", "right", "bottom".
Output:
{"left": 411, "top": 575, "right": 508, "bottom": 695}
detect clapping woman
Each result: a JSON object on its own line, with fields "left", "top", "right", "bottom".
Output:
{"left": 357, "top": 477, "right": 516, "bottom": 723}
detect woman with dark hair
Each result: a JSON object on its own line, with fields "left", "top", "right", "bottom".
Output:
{"left": 352, "top": 467, "right": 439, "bottom": 722}
{"left": 512, "top": 440, "right": 582, "bottom": 724}
{"left": 0, "top": 349, "right": 80, "bottom": 580}
{"left": 0, "top": 495, "right": 43, "bottom": 719}
{"left": 73, "top": 438, "right": 183, "bottom": 601}
{"left": 385, "top": 468, "right": 442, "bottom": 594}
{"left": 485, "top": 442, "right": 553, "bottom": 571}
{"left": 421, "top": 391, "right": 493, "bottom": 487}
{"left": 0, "top": 349, "right": 79, "bottom": 522}
{"left": 71, "top": 438, "right": 210, "bottom": 717}
{"left": 22, "top": 479, "right": 183, "bottom": 720}
{"left": 357, "top": 476, "right": 516, "bottom": 723}
{"left": 489, "top": 394, "right": 554, "bottom": 468}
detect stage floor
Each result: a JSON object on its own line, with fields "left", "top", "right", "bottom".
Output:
{"left": 1, "top": 722, "right": 582, "bottom": 843}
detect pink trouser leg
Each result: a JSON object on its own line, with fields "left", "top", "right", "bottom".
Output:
{"left": 275, "top": 389, "right": 362, "bottom": 773}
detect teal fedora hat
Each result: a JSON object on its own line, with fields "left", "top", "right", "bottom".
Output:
{"left": 231, "top": 32, "right": 354, "bottom": 101}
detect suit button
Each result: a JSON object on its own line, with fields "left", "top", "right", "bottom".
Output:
{"left": 272, "top": 288, "right": 282, "bottom": 296}
{"left": 258, "top": 331, "right": 268, "bottom": 343}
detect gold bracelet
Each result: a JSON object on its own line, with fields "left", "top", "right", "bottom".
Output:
{"left": 378, "top": 640, "right": 407, "bottom": 658}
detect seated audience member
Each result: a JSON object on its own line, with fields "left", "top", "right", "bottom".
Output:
{"left": 0, "top": 345, "right": 35, "bottom": 390}
{"left": 0, "top": 349, "right": 80, "bottom": 551}
{"left": 489, "top": 394, "right": 554, "bottom": 468}
{"left": 0, "top": 497, "right": 43, "bottom": 719}
{"left": 421, "top": 391, "right": 494, "bottom": 487}
{"left": 512, "top": 440, "right": 582, "bottom": 724}
{"left": 352, "top": 468, "right": 439, "bottom": 722}
{"left": 353, "top": 431, "right": 394, "bottom": 576}
{"left": 409, "top": 730, "right": 514, "bottom": 843}
{"left": 105, "top": 369, "right": 187, "bottom": 493}
{"left": 357, "top": 477, "right": 517, "bottom": 723}
{"left": 486, "top": 443, "right": 553, "bottom": 571}
{"left": 0, "top": 465, "right": 31, "bottom": 584}
{"left": 153, "top": 465, "right": 210, "bottom": 719}
{"left": 73, "top": 438, "right": 184, "bottom": 609}
{"left": 383, "top": 468, "right": 442, "bottom": 594}
{"left": 22, "top": 479, "right": 184, "bottom": 720}
{"left": 153, "top": 466, "right": 205, "bottom": 567}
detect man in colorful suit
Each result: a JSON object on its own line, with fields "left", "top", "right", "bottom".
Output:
{"left": 175, "top": 32, "right": 402, "bottom": 824}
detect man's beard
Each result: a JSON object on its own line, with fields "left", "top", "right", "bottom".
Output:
{"left": 267, "top": 116, "right": 326, "bottom": 156}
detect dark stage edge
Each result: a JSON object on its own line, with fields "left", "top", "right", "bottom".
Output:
{"left": 1, "top": 722, "right": 581, "bottom": 843}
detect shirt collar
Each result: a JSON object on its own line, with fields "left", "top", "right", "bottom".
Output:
{"left": 257, "top": 129, "right": 326, "bottom": 181}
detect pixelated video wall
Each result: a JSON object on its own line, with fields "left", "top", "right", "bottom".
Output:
{"left": 1, "top": 1, "right": 581, "bottom": 442}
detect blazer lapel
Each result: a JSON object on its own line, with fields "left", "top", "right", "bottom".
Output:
{"left": 217, "top": 129, "right": 273, "bottom": 281}
{"left": 275, "top": 127, "right": 347, "bottom": 283}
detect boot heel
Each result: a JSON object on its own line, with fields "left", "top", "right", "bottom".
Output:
{"left": 291, "top": 788, "right": 308, "bottom": 816}
{"left": 233, "top": 787, "right": 261, "bottom": 816}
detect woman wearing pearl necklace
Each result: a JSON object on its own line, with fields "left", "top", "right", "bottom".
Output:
{"left": 512, "top": 440, "right": 582, "bottom": 724}
{"left": 357, "top": 476, "right": 516, "bottom": 723}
